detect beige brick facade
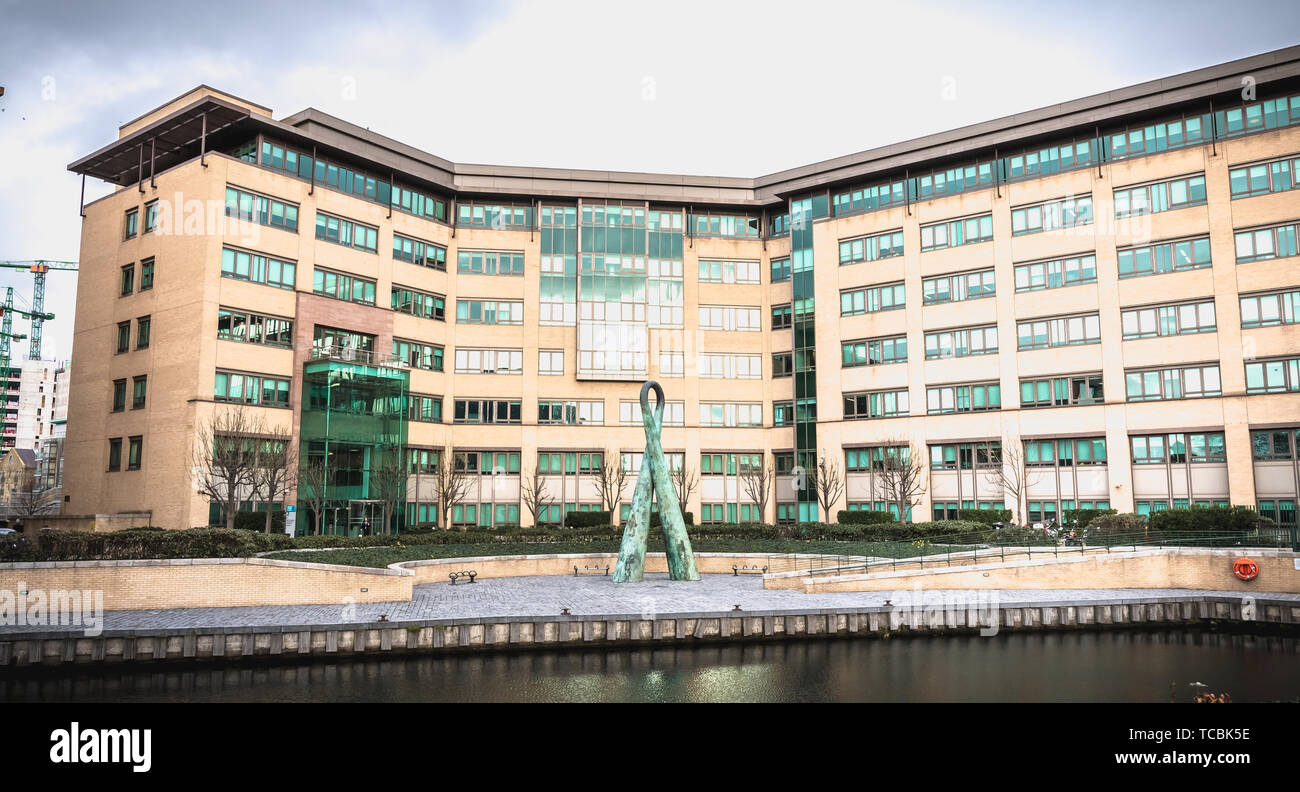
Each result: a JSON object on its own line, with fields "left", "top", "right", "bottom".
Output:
{"left": 65, "top": 48, "right": 1300, "bottom": 531}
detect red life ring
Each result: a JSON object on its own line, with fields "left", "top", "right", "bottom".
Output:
{"left": 1232, "top": 558, "right": 1258, "bottom": 582}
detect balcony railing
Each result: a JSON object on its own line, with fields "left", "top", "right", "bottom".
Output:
{"left": 309, "top": 344, "right": 408, "bottom": 369}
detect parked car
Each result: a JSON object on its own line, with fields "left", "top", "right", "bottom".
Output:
{"left": 0, "top": 527, "right": 16, "bottom": 535}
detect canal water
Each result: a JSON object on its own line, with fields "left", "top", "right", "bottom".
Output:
{"left": 3, "top": 630, "right": 1297, "bottom": 703}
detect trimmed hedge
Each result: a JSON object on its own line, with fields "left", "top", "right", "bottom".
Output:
{"left": 0, "top": 528, "right": 293, "bottom": 562}
{"left": 1146, "top": 505, "right": 1264, "bottom": 535}
{"left": 563, "top": 510, "right": 612, "bottom": 528}
{"left": 836, "top": 510, "right": 897, "bottom": 525}
{"left": 650, "top": 510, "right": 694, "bottom": 528}
{"left": 955, "top": 509, "right": 1013, "bottom": 526}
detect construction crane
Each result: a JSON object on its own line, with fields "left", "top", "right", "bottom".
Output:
{"left": 0, "top": 288, "right": 29, "bottom": 450}
{"left": 0, "top": 260, "right": 78, "bottom": 361}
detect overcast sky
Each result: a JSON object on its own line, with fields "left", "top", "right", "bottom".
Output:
{"left": 1, "top": 0, "right": 1297, "bottom": 362}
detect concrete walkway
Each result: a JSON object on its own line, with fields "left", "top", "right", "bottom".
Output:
{"left": 4, "top": 573, "right": 1295, "bottom": 635}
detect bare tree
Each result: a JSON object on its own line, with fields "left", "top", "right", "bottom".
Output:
{"left": 521, "top": 465, "right": 555, "bottom": 528}
{"left": 193, "top": 406, "right": 262, "bottom": 531}
{"left": 739, "top": 452, "right": 773, "bottom": 524}
{"left": 297, "top": 453, "right": 338, "bottom": 536}
{"left": 812, "top": 450, "right": 845, "bottom": 521}
{"left": 876, "top": 442, "right": 927, "bottom": 524}
{"left": 592, "top": 449, "right": 630, "bottom": 518}
{"left": 251, "top": 424, "right": 297, "bottom": 534}
{"left": 983, "top": 440, "right": 1040, "bottom": 526}
{"left": 368, "top": 455, "right": 407, "bottom": 535}
{"left": 438, "top": 447, "right": 476, "bottom": 530}
{"left": 669, "top": 459, "right": 697, "bottom": 517}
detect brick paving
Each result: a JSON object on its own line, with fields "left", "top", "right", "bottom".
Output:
{"left": 2, "top": 573, "right": 1294, "bottom": 636}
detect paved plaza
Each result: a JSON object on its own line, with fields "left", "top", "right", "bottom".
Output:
{"left": 3, "top": 573, "right": 1294, "bottom": 636}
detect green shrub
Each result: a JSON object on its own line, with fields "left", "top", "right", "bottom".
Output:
{"left": 1146, "top": 505, "right": 1262, "bottom": 536}
{"left": 563, "top": 510, "right": 612, "bottom": 528}
{"left": 1063, "top": 507, "right": 1116, "bottom": 529}
{"left": 0, "top": 528, "right": 294, "bottom": 562}
{"left": 955, "top": 509, "right": 1013, "bottom": 526}
{"left": 836, "top": 510, "right": 897, "bottom": 525}
{"left": 984, "top": 524, "right": 1056, "bottom": 546}
{"left": 650, "top": 510, "right": 694, "bottom": 528}
{"left": 1081, "top": 513, "right": 1146, "bottom": 541}
{"left": 232, "top": 510, "right": 285, "bottom": 533}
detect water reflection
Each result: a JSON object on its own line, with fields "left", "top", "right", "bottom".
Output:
{"left": 2, "top": 631, "right": 1296, "bottom": 703}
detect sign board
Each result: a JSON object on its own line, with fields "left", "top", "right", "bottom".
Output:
{"left": 284, "top": 505, "right": 297, "bottom": 537}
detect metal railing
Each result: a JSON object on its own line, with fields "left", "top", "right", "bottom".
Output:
{"left": 309, "top": 345, "right": 408, "bottom": 369}
{"left": 764, "top": 528, "right": 1295, "bottom": 578}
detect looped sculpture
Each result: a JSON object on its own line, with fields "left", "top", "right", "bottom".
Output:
{"left": 613, "top": 381, "right": 700, "bottom": 583}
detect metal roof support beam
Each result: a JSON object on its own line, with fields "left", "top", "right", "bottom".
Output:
{"left": 200, "top": 111, "right": 208, "bottom": 168}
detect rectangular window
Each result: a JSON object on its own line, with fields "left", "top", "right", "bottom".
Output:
{"left": 217, "top": 307, "right": 293, "bottom": 348}
{"left": 770, "top": 257, "right": 791, "bottom": 283}
{"left": 135, "top": 316, "right": 150, "bottom": 349}
{"left": 1025, "top": 438, "right": 1108, "bottom": 467}
{"left": 312, "top": 267, "right": 376, "bottom": 306}
{"left": 457, "top": 250, "right": 525, "bottom": 276}
{"left": 224, "top": 186, "right": 299, "bottom": 232}
{"left": 455, "top": 299, "right": 523, "bottom": 325}
{"left": 838, "top": 229, "right": 905, "bottom": 264}
{"left": 928, "top": 441, "right": 1002, "bottom": 470}
{"left": 924, "top": 325, "right": 998, "bottom": 359}
{"left": 690, "top": 212, "right": 760, "bottom": 238}
{"left": 698, "top": 259, "right": 760, "bottom": 284}
{"left": 392, "top": 339, "right": 444, "bottom": 371}
{"left": 1234, "top": 222, "right": 1300, "bottom": 264}
{"left": 221, "top": 247, "right": 297, "bottom": 290}
{"left": 843, "top": 390, "right": 909, "bottom": 419}
{"left": 658, "top": 351, "right": 684, "bottom": 377}
{"left": 1240, "top": 288, "right": 1300, "bottom": 328}
{"left": 922, "top": 269, "right": 995, "bottom": 304}
{"left": 453, "top": 348, "right": 523, "bottom": 375}
{"left": 116, "top": 322, "right": 130, "bottom": 354}
{"left": 772, "top": 352, "right": 793, "bottom": 378}
{"left": 1245, "top": 356, "right": 1300, "bottom": 394}
{"left": 1117, "top": 236, "right": 1211, "bottom": 279}
{"left": 538, "top": 400, "right": 605, "bottom": 425}
{"left": 840, "top": 282, "right": 905, "bottom": 316}
{"left": 773, "top": 402, "right": 793, "bottom": 427}
{"left": 1019, "top": 374, "right": 1104, "bottom": 407}
{"left": 771, "top": 303, "right": 792, "bottom": 330}
{"left": 1228, "top": 155, "right": 1299, "bottom": 199}
{"left": 457, "top": 202, "right": 534, "bottom": 229}
{"left": 392, "top": 233, "right": 447, "bottom": 270}
{"left": 107, "top": 438, "right": 122, "bottom": 471}
{"left": 1251, "top": 429, "right": 1298, "bottom": 460}
{"left": 214, "top": 370, "right": 291, "bottom": 408}
{"left": 452, "top": 399, "right": 522, "bottom": 424}
{"left": 1014, "top": 253, "right": 1097, "bottom": 292}
{"left": 699, "top": 354, "right": 762, "bottom": 379}
{"left": 406, "top": 394, "right": 443, "bottom": 423}
{"left": 1131, "top": 432, "right": 1225, "bottom": 464}
{"left": 391, "top": 286, "right": 446, "bottom": 321}
{"left": 1125, "top": 364, "right": 1221, "bottom": 401}
{"left": 1113, "top": 173, "right": 1206, "bottom": 217}
{"left": 698, "top": 402, "right": 762, "bottom": 427}
{"left": 314, "top": 211, "right": 378, "bottom": 253}
{"left": 539, "top": 350, "right": 564, "bottom": 376}
{"left": 1016, "top": 313, "right": 1101, "bottom": 350}
{"left": 139, "top": 257, "right": 154, "bottom": 291}
{"left": 1121, "top": 299, "right": 1216, "bottom": 339}
{"left": 124, "top": 209, "right": 138, "bottom": 240}
{"left": 131, "top": 376, "right": 146, "bottom": 410}
{"left": 120, "top": 264, "right": 134, "bottom": 296}
{"left": 920, "top": 214, "right": 993, "bottom": 251}
{"left": 112, "top": 379, "right": 126, "bottom": 412}
{"left": 926, "top": 381, "right": 1001, "bottom": 414}
{"left": 698, "top": 305, "right": 761, "bottom": 331}
{"left": 842, "top": 335, "right": 907, "bottom": 367}
{"left": 1011, "top": 195, "right": 1093, "bottom": 235}
{"left": 619, "top": 400, "right": 684, "bottom": 427}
